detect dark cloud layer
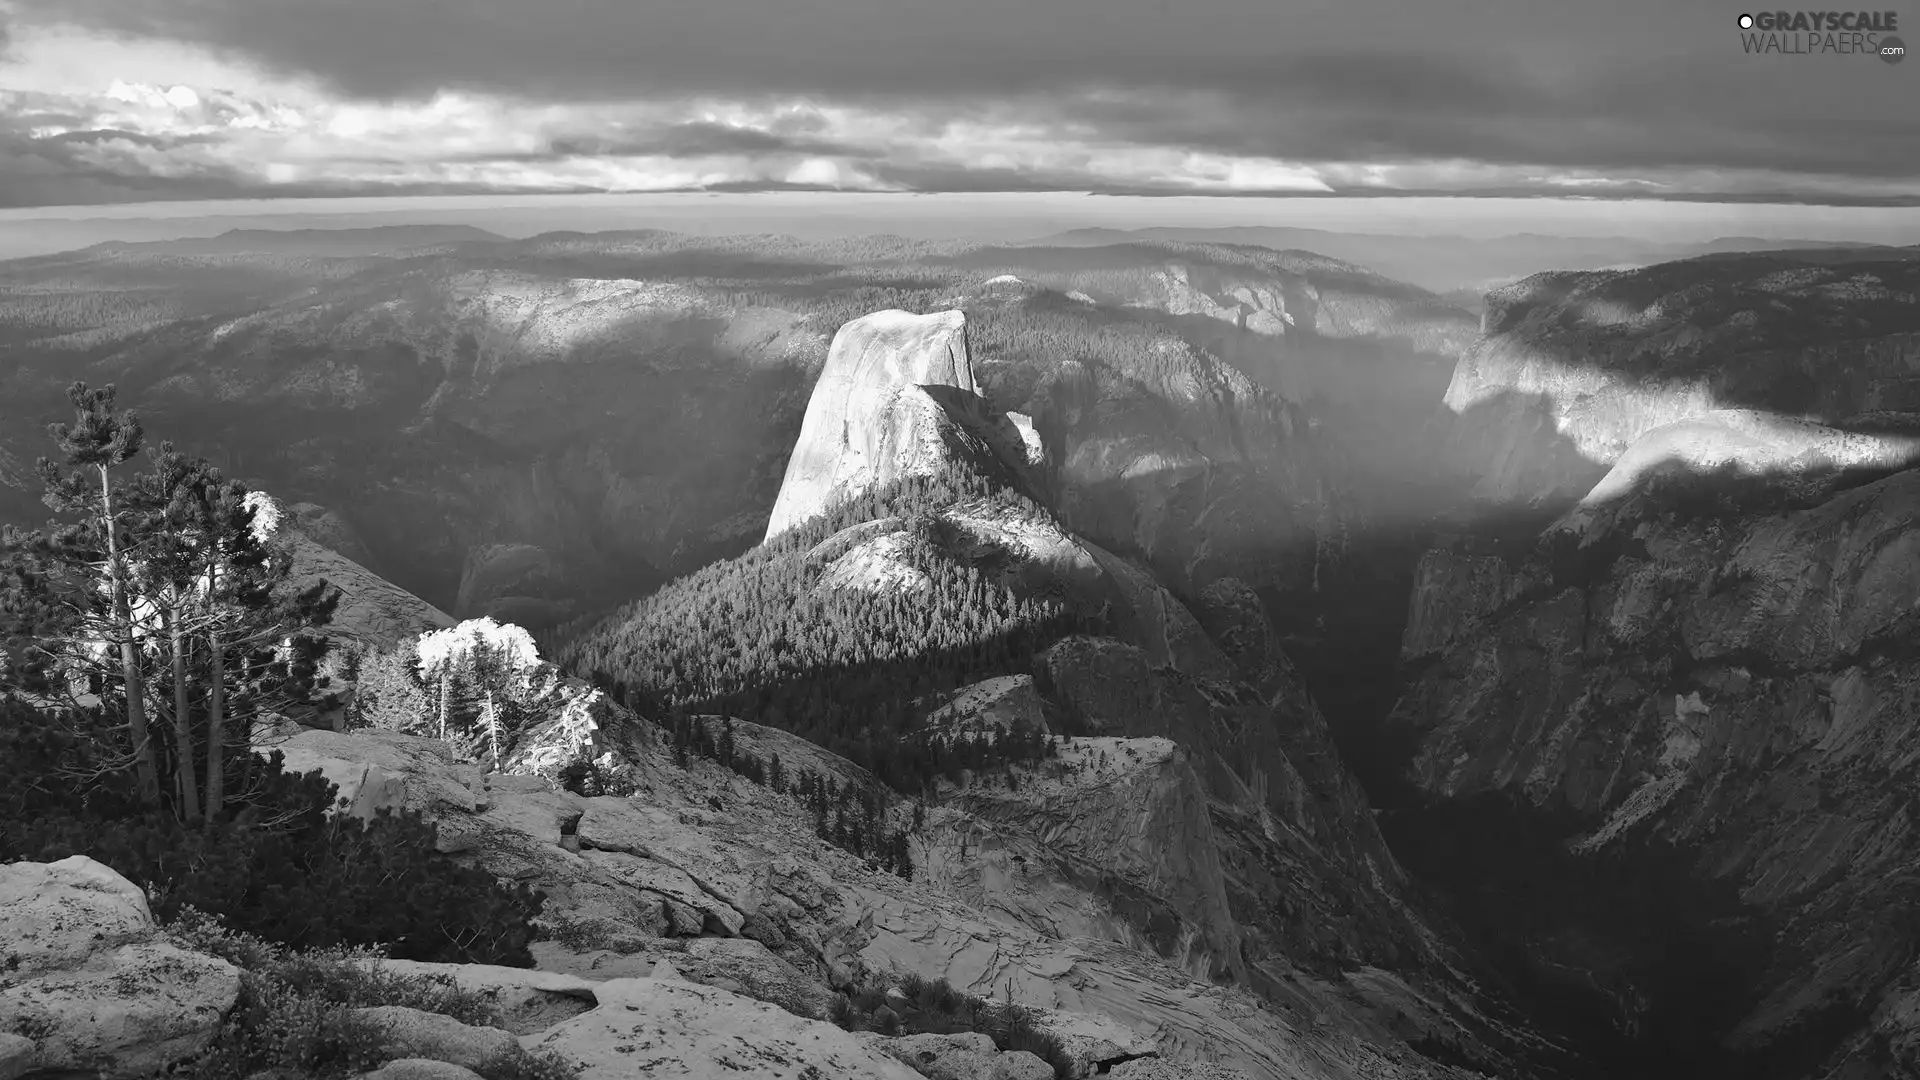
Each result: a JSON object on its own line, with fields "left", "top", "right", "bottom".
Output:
{"left": 4, "top": 0, "right": 1917, "bottom": 201}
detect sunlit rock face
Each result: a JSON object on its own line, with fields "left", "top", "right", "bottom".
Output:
{"left": 1555, "top": 409, "right": 1920, "bottom": 534}
{"left": 1443, "top": 256, "right": 1920, "bottom": 508}
{"left": 765, "top": 309, "right": 983, "bottom": 541}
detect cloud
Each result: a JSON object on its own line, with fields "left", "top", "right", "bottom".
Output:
{"left": 0, "top": 0, "right": 1913, "bottom": 207}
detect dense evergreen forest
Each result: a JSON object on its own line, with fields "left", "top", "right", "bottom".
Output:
{"left": 554, "top": 460, "right": 1098, "bottom": 793}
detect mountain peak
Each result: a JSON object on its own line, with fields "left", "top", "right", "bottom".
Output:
{"left": 763, "top": 308, "right": 982, "bottom": 541}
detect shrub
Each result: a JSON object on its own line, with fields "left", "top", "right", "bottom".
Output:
{"left": 164, "top": 909, "right": 582, "bottom": 1080}
{"left": 475, "top": 1045, "right": 583, "bottom": 1080}
{"left": 166, "top": 909, "right": 500, "bottom": 1026}
{"left": 2, "top": 713, "right": 545, "bottom": 967}
{"left": 194, "top": 972, "right": 396, "bottom": 1079}
{"left": 827, "top": 971, "right": 1073, "bottom": 1079}
{"left": 556, "top": 751, "right": 639, "bottom": 798}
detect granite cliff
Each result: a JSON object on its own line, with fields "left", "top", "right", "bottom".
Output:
{"left": 1381, "top": 247, "right": 1920, "bottom": 1078}
{"left": 1441, "top": 253, "right": 1920, "bottom": 508}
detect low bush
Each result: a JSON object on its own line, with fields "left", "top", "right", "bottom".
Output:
{"left": 1, "top": 701, "right": 545, "bottom": 967}
{"left": 556, "top": 751, "right": 639, "bottom": 798}
{"left": 827, "top": 972, "right": 1074, "bottom": 1078}
{"left": 164, "top": 910, "right": 579, "bottom": 1080}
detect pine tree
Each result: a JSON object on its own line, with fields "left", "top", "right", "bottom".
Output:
{"left": 4, "top": 396, "right": 336, "bottom": 825}
{"left": 31, "top": 383, "right": 160, "bottom": 805}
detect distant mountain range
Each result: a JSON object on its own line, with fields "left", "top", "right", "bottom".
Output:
{"left": 1032, "top": 225, "right": 1912, "bottom": 299}
{"left": 84, "top": 224, "right": 507, "bottom": 258}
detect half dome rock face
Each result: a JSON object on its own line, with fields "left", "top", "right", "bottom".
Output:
{"left": 764, "top": 309, "right": 980, "bottom": 541}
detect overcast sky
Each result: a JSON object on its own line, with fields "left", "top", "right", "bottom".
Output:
{"left": 0, "top": 0, "right": 1915, "bottom": 209}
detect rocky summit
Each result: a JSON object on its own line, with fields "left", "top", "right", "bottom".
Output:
{"left": 766, "top": 308, "right": 988, "bottom": 541}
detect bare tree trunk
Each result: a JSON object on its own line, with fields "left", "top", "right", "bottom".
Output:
{"left": 438, "top": 671, "right": 448, "bottom": 741}
{"left": 166, "top": 603, "right": 201, "bottom": 824}
{"left": 486, "top": 691, "right": 500, "bottom": 771}
{"left": 101, "top": 463, "right": 160, "bottom": 806}
{"left": 203, "top": 629, "right": 226, "bottom": 830}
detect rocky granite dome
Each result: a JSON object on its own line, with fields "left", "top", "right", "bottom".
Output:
{"left": 767, "top": 309, "right": 991, "bottom": 541}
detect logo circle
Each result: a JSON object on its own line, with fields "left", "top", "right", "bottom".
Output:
{"left": 1881, "top": 34, "right": 1906, "bottom": 63}
{"left": 1738, "top": 13, "right": 1754, "bottom": 28}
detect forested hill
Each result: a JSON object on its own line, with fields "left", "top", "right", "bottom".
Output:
{"left": 552, "top": 463, "right": 1105, "bottom": 792}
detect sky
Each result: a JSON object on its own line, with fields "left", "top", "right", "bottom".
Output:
{"left": 0, "top": 0, "right": 1915, "bottom": 212}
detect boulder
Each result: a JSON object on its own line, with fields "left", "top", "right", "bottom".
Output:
{"left": 871, "top": 1031, "right": 1052, "bottom": 1080}
{"left": 684, "top": 937, "right": 833, "bottom": 1019}
{"left": 0, "top": 857, "right": 240, "bottom": 1079}
{"left": 519, "top": 977, "right": 924, "bottom": 1079}
{"left": 268, "top": 730, "right": 486, "bottom": 849}
{"left": 356, "top": 1060, "right": 486, "bottom": 1080}
{"left": 997, "top": 1052, "right": 1056, "bottom": 1080}
{"left": 372, "top": 960, "right": 600, "bottom": 1037}
{"left": 0, "top": 856, "right": 155, "bottom": 977}
{"left": 354, "top": 1005, "right": 516, "bottom": 1069}
{"left": 0, "top": 1033, "right": 32, "bottom": 1080}
{"left": 1035, "top": 1010, "right": 1160, "bottom": 1077}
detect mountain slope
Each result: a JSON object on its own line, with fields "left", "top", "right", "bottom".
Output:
{"left": 561, "top": 305, "right": 1553, "bottom": 1075}
{"left": 1378, "top": 249, "right": 1920, "bottom": 1079}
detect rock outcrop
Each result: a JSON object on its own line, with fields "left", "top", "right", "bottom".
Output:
{"left": 523, "top": 976, "right": 927, "bottom": 1079}
{"left": 250, "top": 716, "right": 1488, "bottom": 1079}
{"left": 356, "top": 1006, "right": 518, "bottom": 1070}
{"left": 765, "top": 309, "right": 989, "bottom": 541}
{"left": 923, "top": 674, "right": 1049, "bottom": 736}
{"left": 918, "top": 736, "right": 1242, "bottom": 981}
{"left": 0, "top": 856, "right": 241, "bottom": 1078}
{"left": 1441, "top": 255, "right": 1920, "bottom": 508}
{"left": 1556, "top": 408, "right": 1920, "bottom": 533}
{"left": 865, "top": 1030, "right": 1052, "bottom": 1080}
